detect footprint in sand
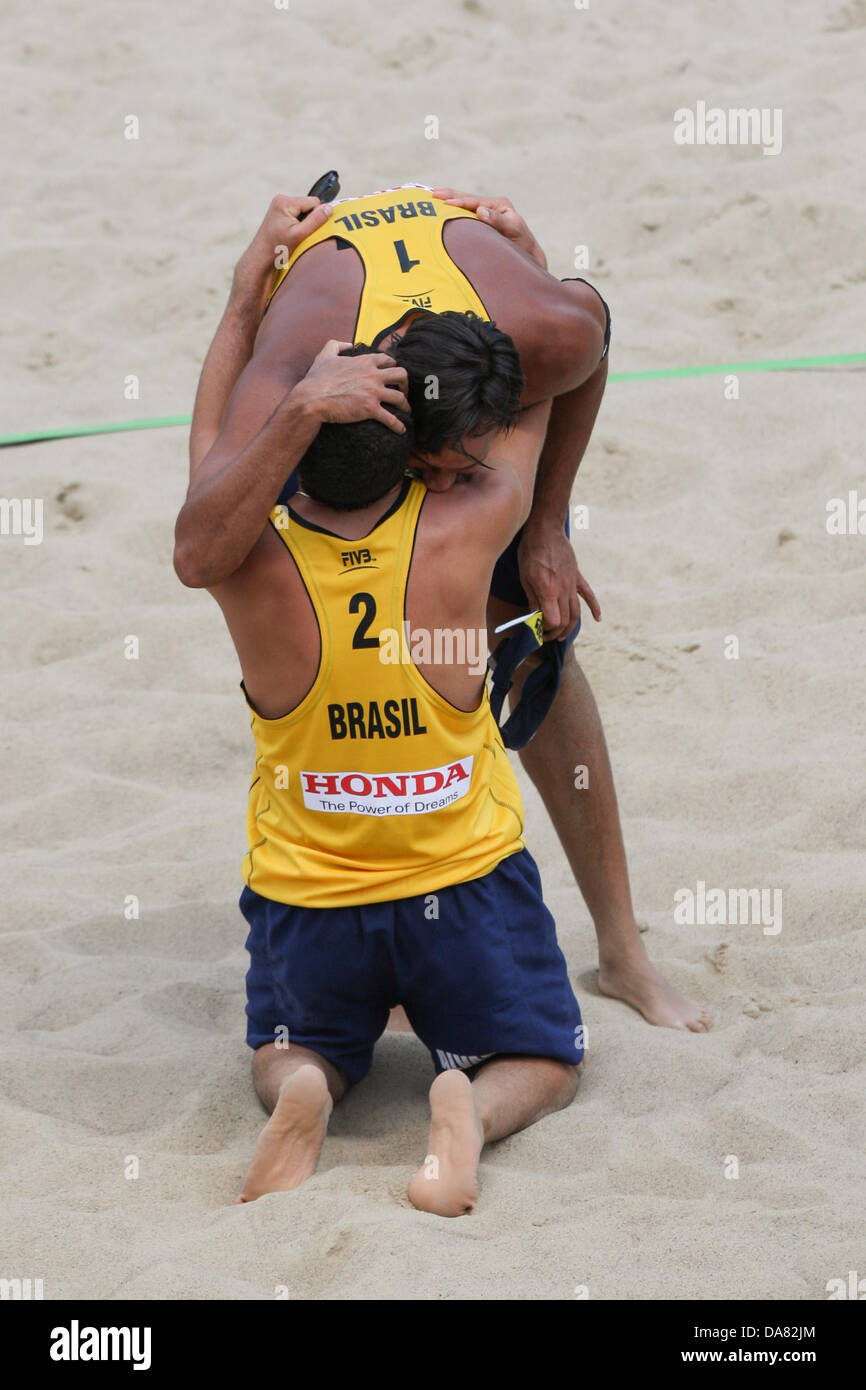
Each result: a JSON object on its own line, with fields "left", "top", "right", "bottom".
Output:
{"left": 709, "top": 943, "right": 729, "bottom": 973}
{"left": 825, "top": 1, "right": 866, "bottom": 33}
{"left": 56, "top": 483, "right": 85, "bottom": 523}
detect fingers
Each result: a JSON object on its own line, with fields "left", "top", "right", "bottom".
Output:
{"left": 319, "top": 338, "right": 354, "bottom": 358}
{"left": 374, "top": 403, "right": 409, "bottom": 433}
{"left": 576, "top": 572, "right": 602, "bottom": 622}
{"left": 432, "top": 188, "right": 513, "bottom": 212}
{"left": 367, "top": 354, "right": 408, "bottom": 390}
{"left": 299, "top": 201, "right": 333, "bottom": 229}
{"left": 431, "top": 186, "right": 464, "bottom": 203}
{"left": 540, "top": 594, "right": 564, "bottom": 636}
{"left": 379, "top": 385, "right": 409, "bottom": 409}
{"left": 272, "top": 194, "right": 319, "bottom": 216}
{"left": 432, "top": 188, "right": 495, "bottom": 211}
{"left": 542, "top": 577, "right": 599, "bottom": 642}
{"left": 287, "top": 200, "right": 333, "bottom": 248}
{"left": 379, "top": 365, "right": 409, "bottom": 390}
{"left": 308, "top": 342, "right": 410, "bottom": 429}
{"left": 475, "top": 205, "right": 505, "bottom": 227}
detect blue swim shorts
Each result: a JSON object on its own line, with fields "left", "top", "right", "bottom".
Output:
{"left": 240, "top": 848, "right": 583, "bottom": 1084}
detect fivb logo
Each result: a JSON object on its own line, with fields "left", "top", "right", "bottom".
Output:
{"left": 50, "top": 1320, "right": 152, "bottom": 1370}
{"left": 674, "top": 101, "right": 783, "bottom": 157}
{"left": 0, "top": 497, "right": 43, "bottom": 545}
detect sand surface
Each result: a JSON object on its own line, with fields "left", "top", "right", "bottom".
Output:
{"left": 1, "top": 0, "right": 865, "bottom": 1299}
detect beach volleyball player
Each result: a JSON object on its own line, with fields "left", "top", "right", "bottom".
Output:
{"left": 184, "top": 182, "right": 709, "bottom": 1033}
{"left": 176, "top": 324, "right": 585, "bottom": 1212}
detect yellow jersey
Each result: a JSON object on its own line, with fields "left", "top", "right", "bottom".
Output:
{"left": 243, "top": 478, "right": 525, "bottom": 908}
{"left": 266, "top": 184, "right": 489, "bottom": 345}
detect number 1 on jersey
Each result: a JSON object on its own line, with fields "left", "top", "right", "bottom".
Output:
{"left": 393, "top": 239, "right": 420, "bottom": 273}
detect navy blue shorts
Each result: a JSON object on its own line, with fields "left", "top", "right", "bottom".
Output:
{"left": 240, "top": 848, "right": 583, "bottom": 1084}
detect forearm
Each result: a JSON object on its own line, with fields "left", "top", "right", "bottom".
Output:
{"left": 188, "top": 282, "right": 263, "bottom": 474}
{"left": 188, "top": 192, "right": 331, "bottom": 473}
{"left": 509, "top": 223, "right": 547, "bottom": 270}
{"left": 175, "top": 387, "right": 320, "bottom": 588}
{"left": 528, "top": 354, "right": 608, "bottom": 528}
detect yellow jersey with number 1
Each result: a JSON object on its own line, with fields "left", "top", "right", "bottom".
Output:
{"left": 243, "top": 477, "right": 525, "bottom": 909}
{"left": 266, "top": 185, "right": 489, "bottom": 345}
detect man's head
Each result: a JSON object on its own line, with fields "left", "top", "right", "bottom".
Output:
{"left": 389, "top": 310, "right": 524, "bottom": 490}
{"left": 296, "top": 345, "right": 414, "bottom": 511}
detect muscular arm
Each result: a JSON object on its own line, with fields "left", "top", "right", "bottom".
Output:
{"left": 491, "top": 399, "right": 555, "bottom": 538}
{"left": 518, "top": 293, "right": 608, "bottom": 635}
{"left": 188, "top": 289, "right": 267, "bottom": 475}
{"left": 176, "top": 198, "right": 408, "bottom": 590}
{"left": 443, "top": 398, "right": 554, "bottom": 567}
{"left": 189, "top": 194, "right": 334, "bottom": 475}
{"left": 530, "top": 339, "right": 608, "bottom": 522}
{"left": 175, "top": 344, "right": 409, "bottom": 589}
{"left": 434, "top": 190, "right": 610, "bottom": 635}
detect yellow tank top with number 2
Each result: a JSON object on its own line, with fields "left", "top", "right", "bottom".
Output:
{"left": 243, "top": 479, "right": 525, "bottom": 908}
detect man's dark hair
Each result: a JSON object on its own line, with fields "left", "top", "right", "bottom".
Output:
{"left": 296, "top": 345, "right": 414, "bottom": 511}
{"left": 390, "top": 310, "right": 524, "bottom": 455}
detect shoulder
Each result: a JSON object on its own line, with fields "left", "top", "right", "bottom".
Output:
{"left": 417, "top": 465, "right": 524, "bottom": 555}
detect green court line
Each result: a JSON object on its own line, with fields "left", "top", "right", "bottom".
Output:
{"left": 0, "top": 414, "right": 192, "bottom": 447}
{"left": 2, "top": 352, "right": 864, "bottom": 448}
{"left": 610, "top": 351, "right": 866, "bottom": 382}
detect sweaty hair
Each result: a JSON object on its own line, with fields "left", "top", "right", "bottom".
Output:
{"left": 390, "top": 310, "right": 524, "bottom": 455}
{"left": 295, "top": 345, "right": 414, "bottom": 511}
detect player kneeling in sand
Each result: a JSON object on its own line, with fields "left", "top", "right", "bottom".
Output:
{"left": 189, "top": 185, "right": 710, "bottom": 1032}
{"left": 175, "top": 331, "right": 583, "bottom": 1216}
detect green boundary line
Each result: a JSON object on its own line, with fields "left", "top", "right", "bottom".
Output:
{"left": 2, "top": 352, "right": 864, "bottom": 448}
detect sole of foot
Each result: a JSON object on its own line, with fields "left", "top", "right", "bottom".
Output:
{"left": 236, "top": 1064, "right": 332, "bottom": 1203}
{"left": 408, "top": 1069, "right": 484, "bottom": 1218}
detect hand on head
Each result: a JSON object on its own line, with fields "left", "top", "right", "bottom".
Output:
{"left": 296, "top": 341, "right": 410, "bottom": 434}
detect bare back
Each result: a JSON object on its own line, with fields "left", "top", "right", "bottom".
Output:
{"left": 255, "top": 216, "right": 578, "bottom": 397}
{"left": 205, "top": 213, "right": 593, "bottom": 482}
{"left": 210, "top": 458, "right": 526, "bottom": 721}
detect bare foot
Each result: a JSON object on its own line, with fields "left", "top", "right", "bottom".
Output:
{"left": 236, "top": 1064, "right": 332, "bottom": 1203}
{"left": 386, "top": 1005, "right": 415, "bottom": 1033}
{"left": 408, "top": 1070, "right": 484, "bottom": 1217}
{"left": 599, "top": 939, "right": 712, "bottom": 1031}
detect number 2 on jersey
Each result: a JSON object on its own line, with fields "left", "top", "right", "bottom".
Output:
{"left": 349, "top": 592, "right": 379, "bottom": 649}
